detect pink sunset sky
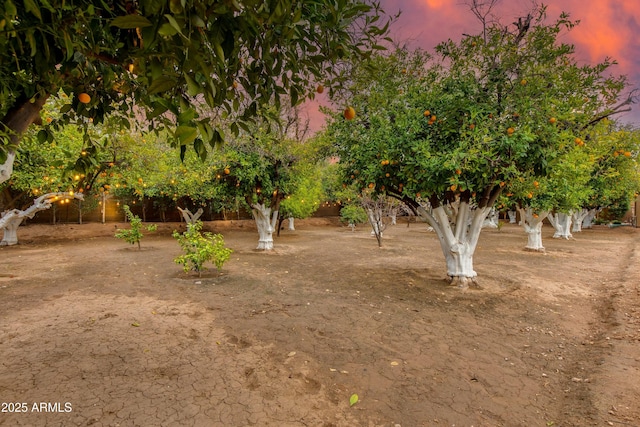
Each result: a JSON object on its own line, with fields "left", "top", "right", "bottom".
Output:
{"left": 303, "top": 0, "right": 640, "bottom": 131}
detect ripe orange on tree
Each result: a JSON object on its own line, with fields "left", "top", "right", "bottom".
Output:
{"left": 78, "top": 93, "right": 91, "bottom": 104}
{"left": 507, "top": 127, "right": 515, "bottom": 135}
{"left": 316, "top": 85, "right": 324, "bottom": 94}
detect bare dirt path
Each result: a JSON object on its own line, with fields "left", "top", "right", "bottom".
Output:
{"left": 1, "top": 220, "right": 639, "bottom": 426}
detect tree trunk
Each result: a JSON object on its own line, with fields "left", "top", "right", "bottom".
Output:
{"left": 1, "top": 192, "right": 84, "bottom": 245}
{"left": 571, "top": 209, "right": 590, "bottom": 233}
{"left": 416, "top": 202, "right": 491, "bottom": 289}
{"left": 287, "top": 217, "right": 295, "bottom": 231}
{"left": 518, "top": 207, "right": 549, "bottom": 252}
{"left": 367, "top": 207, "right": 385, "bottom": 247}
{"left": 482, "top": 208, "right": 499, "bottom": 228}
{"left": 101, "top": 192, "right": 107, "bottom": 224}
{"left": 252, "top": 203, "right": 276, "bottom": 250}
{"left": 507, "top": 210, "right": 517, "bottom": 224}
{"left": 1, "top": 95, "right": 49, "bottom": 185}
{"left": 177, "top": 207, "right": 203, "bottom": 224}
{"left": 548, "top": 212, "right": 573, "bottom": 239}
{"left": 582, "top": 208, "right": 599, "bottom": 229}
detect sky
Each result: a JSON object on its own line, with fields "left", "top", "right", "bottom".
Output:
{"left": 303, "top": 0, "right": 640, "bottom": 131}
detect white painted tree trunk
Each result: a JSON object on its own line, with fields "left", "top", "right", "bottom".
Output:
{"left": 571, "top": 209, "right": 590, "bottom": 233}
{"left": 287, "top": 217, "right": 295, "bottom": 231}
{"left": 0, "top": 152, "right": 16, "bottom": 185}
{"left": 367, "top": 207, "right": 387, "bottom": 247}
{"left": 0, "top": 192, "right": 84, "bottom": 245}
{"left": 389, "top": 207, "right": 398, "bottom": 225}
{"left": 416, "top": 202, "right": 491, "bottom": 289}
{"left": 252, "top": 203, "right": 277, "bottom": 250}
{"left": 482, "top": 208, "right": 499, "bottom": 228}
{"left": 518, "top": 207, "right": 549, "bottom": 252}
{"left": 582, "top": 208, "right": 599, "bottom": 229}
{"left": 177, "top": 207, "right": 204, "bottom": 224}
{"left": 507, "top": 210, "right": 517, "bottom": 224}
{"left": 548, "top": 212, "right": 573, "bottom": 239}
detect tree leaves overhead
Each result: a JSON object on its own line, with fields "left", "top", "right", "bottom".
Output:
{"left": 1, "top": 0, "right": 392, "bottom": 162}
{"left": 326, "top": 6, "right": 631, "bottom": 211}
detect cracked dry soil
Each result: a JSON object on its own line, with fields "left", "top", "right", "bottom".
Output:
{"left": 1, "top": 219, "right": 639, "bottom": 427}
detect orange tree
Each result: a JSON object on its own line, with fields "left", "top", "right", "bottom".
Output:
{"left": 324, "top": 8, "right": 631, "bottom": 288}
{"left": 581, "top": 123, "right": 640, "bottom": 225}
{"left": 507, "top": 146, "right": 594, "bottom": 251}
{"left": 509, "top": 121, "right": 640, "bottom": 248}
{"left": 0, "top": 98, "right": 132, "bottom": 216}
{"left": 0, "top": 0, "right": 392, "bottom": 184}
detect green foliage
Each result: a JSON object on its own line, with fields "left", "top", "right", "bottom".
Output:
{"left": 114, "top": 205, "right": 157, "bottom": 249}
{"left": 172, "top": 221, "right": 232, "bottom": 275}
{"left": 280, "top": 163, "right": 325, "bottom": 220}
{"left": 1, "top": 0, "right": 392, "bottom": 170}
{"left": 325, "top": 9, "right": 629, "bottom": 215}
{"left": 340, "top": 204, "right": 368, "bottom": 227}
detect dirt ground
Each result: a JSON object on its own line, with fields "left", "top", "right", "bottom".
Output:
{"left": 1, "top": 218, "right": 639, "bottom": 427}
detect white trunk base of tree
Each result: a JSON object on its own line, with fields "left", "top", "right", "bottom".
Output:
{"left": 482, "top": 208, "right": 499, "bottom": 228}
{"left": 287, "top": 217, "right": 295, "bottom": 231}
{"left": 416, "top": 203, "right": 491, "bottom": 290}
{"left": 549, "top": 212, "right": 573, "bottom": 239}
{"left": 581, "top": 208, "right": 599, "bottom": 229}
{"left": 252, "top": 204, "right": 277, "bottom": 250}
{"left": 507, "top": 210, "right": 517, "bottom": 224}
{"left": 1, "top": 192, "right": 84, "bottom": 245}
{"left": 518, "top": 208, "right": 549, "bottom": 252}
{"left": 524, "top": 222, "right": 545, "bottom": 252}
{"left": 571, "top": 209, "right": 589, "bottom": 233}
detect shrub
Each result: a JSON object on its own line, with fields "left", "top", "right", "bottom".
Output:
{"left": 340, "top": 204, "right": 368, "bottom": 230}
{"left": 172, "top": 221, "right": 233, "bottom": 276}
{"left": 115, "top": 205, "right": 157, "bottom": 249}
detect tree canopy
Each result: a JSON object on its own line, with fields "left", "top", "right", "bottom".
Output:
{"left": 0, "top": 0, "right": 392, "bottom": 183}
{"left": 324, "top": 6, "right": 634, "bottom": 285}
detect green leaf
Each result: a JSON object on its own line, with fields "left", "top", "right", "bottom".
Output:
{"left": 164, "top": 14, "right": 184, "bottom": 37}
{"left": 184, "top": 74, "right": 200, "bottom": 97}
{"left": 37, "top": 129, "right": 48, "bottom": 143}
{"left": 349, "top": 394, "right": 359, "bottom": 406}
{"left": 25, "top": 29, "right": 37, "bottom": 56}
{"left": 158, "top": 22, "right": 178, "bottom": 37}
{"left": 191, "top": 15, "right": 205, "bottom": 28}
{"left": 23, "top": 0, "right": 42, "bottom": 21}
{"left": 110, "top": 15, "right": 153, "bottom": 29}
{"left": 175, "top": 125, "right": 198, "bottom": 146}
{"left": 148, "top": 76, "right": 176, "bottom": 95}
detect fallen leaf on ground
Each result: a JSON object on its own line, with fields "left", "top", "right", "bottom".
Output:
{"left": 349, "top": 394, "right": 359, "bottom": 406}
